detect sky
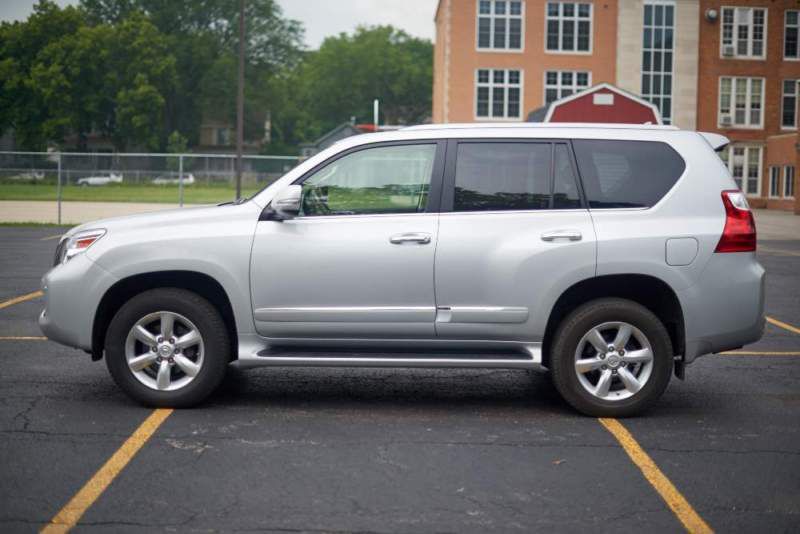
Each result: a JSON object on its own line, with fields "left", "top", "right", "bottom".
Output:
{"left": 0, "top": 0, "right": 438, "bottom": 48}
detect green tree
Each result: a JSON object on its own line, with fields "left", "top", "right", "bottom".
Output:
{"left": 297, "top": 26, "right": 433, "bottom": 130}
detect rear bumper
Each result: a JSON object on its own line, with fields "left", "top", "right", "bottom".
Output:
{"left": 38, "top": 254, "right": 118, "bottom": 350}
{"left": 678, "top": 252, "right": 765, "bottom": 362}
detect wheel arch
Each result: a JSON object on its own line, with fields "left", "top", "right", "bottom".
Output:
{"left": 542, "top": 274, "right": 685, "bottom": 367}
{"left": 92, "top": 271, "right": 238, "bottom": 362}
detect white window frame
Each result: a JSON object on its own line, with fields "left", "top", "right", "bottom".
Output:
{"left": 718, "top": 77, "right": 765, "bottom": 129}
{"left": 720, "top": 6, "right": 767, "bottom": 60}
{"left": 476, "top": 0, "right": 525, "bottom": 52}
{"left": 785, "top": 10, "right": 800, "bottom": 60}
{"left": 544, "top": 2, "right": 593, "bottom": 54}
{"left": 784, "top": 165, "right": 796, "bottom": 198}
{"left": 543, "top": 70, "right": 591, "bottom": 105}
{"left": 475, "top": 68, "right": 524, "bottom": 121}
{"left": 641, "top": 0, "right": 676, "bottom": 125}
{"left": 769, "top": 166, "right": 781, "bottom": 198}
{"left": 782, "top": 79, "right": 798, "bottom": 130}
{"left": 721, "top": 145, "right": 762, "bottom": 197}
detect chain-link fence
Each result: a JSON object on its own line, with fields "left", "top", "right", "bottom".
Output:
{"left": 0, "top": 151, "right": 300, "bottom": 224}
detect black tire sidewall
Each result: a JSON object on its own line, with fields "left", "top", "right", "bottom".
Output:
{"left": 105, "top": 288, "right": 230, "bottom": 407}
{"left": 550, "top": 298, "right": 673, "bottom": 417}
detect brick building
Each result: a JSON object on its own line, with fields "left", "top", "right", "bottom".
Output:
{"left": 433, "top": 0, "right": 800, "bottom": 213}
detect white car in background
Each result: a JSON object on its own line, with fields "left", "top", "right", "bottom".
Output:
{"left": 152, "top": 173, "right": 195, "bottom": 185}
{"left": 77, "top": 173, "right": 123, "bottom": 186}
{"left": 8, "top": 171, "right": 45, "bottom": 182}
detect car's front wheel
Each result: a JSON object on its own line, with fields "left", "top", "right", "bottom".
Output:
{"left": 105, "top": 288, "right": 230, "bottom": 407}
{"left": 550, "top": 298, "right": 673, "bottom": 417}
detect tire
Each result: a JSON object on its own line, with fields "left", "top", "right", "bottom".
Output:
{"left": 549, "top": 298, "right": 673, "bottom": 417}
{"left": 105, "top": 288, "right": 230, "bottom": 407}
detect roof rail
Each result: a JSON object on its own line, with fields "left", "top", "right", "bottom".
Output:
{"left": 403, "top": 122, "right": 680, "bottom": 131}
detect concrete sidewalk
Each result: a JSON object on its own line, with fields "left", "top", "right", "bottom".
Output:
{"left": 0, "top": 200, "right": 797, "bottom": 240}
{"left": 0, "top": 200, "right": 183, "bottom": 225}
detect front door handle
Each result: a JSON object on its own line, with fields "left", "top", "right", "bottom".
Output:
{"left": 390, "top": 232, "right": 432, "bottom": 245}
{"left": 541, "top": 229, "right": 582, "bottom": 242}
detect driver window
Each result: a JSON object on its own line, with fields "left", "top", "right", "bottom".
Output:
{"left": 299, "top": 144, "right": 436, "bottom": 216}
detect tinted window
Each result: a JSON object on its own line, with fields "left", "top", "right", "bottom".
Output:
{"left": 553, "top": 144, "right": 582, "bottom": 209}
{"left": 454, "top": 143, "right": 551, "bottom": 211}
{"left": 300, "top": 144, "right": 435, "bottom": 216}
{"left": 572, "top": 140, "right": 685, "bottom": 208}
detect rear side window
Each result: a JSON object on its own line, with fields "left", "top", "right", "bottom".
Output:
{"left": 452, "top": 142, "right": 582, "bottom": 212}
{"left": 572, "top": 140, "right": 685, "bottom": 209}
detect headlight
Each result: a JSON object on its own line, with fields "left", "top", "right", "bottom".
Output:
{"left": 55, "top": 229, "right": 106, "bottom": 265}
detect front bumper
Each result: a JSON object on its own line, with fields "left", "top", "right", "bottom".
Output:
{"left": 38, "top": 254, "right": 118, "bottom": 350}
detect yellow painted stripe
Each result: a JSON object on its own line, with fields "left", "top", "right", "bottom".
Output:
{"left": 599, "top": 418, "right": 713, "bottom": 534}
{"left": 41, "top": 408, "right": 173, "bottom": 534}
{"left": 0, "top": 336, "right": 47, "bottom": 341}
{"left": 766, "top": 316, "right": 800, "bottom": 336}
{"left": 40, "top": 234, "right": 63, "bottom": 241}
{"left": 0, "top": 290, "right": 43, "bottom": 311}
{"left": 720, "top": 350, "right": 800, "bottom": 356}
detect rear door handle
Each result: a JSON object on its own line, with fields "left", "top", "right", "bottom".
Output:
{"left": 390, "top": 232, "right": 432, "bottom": 245}
{"left": 541, "top": 229, "right": 582, "bottom": 242}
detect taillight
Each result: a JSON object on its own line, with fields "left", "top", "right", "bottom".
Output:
{"left": 714, "top": 190, "right": 756, "bottom": 253}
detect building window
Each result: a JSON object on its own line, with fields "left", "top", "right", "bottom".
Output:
{"left": 477, "top": 0, "right": 524, "bottom": 50}
{"left": 719, "top": 77, "right": 764, "bottom": 128}
{"left": 720, "top": 145, "right": 762, "bottom": 196}
{"left": 642, "top": 2, "right": 674, "bottom": 124}
{"left": 783, "top": 80, "right": 798, "bottom": 129}
{"left": 721, "top": 6, "right": 766, "bottom": 59}
{"left": 546, "top": 2, "right": 592, "bottom": 53}
{"left": 786, "top": 10, "right": 799, "bottom": 59}
{"left": 769, "top": 166, "right": 781, "bottom": 197}
{"left": 544, "top": 71, "right": 590, "bottom": 104}
{"left": 785, "top": 166, "right": 796, "bottom": 198}
{"left": 476, "top": 69, "right": 522, "bottom": 119}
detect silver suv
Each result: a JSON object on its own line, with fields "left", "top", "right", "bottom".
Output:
{"left": 39, "top": 124, "right": 765, "bottom": 416}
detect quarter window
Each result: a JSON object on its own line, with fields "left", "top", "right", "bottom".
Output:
{"left": 476, "top": 69, "right": 522, "bottom": 119}
{"left": 786, "top": 10, "right": 799, "bottom": 59}
{"left": 477, "top": 0, "right": 524, "bottom": 50}
{"left": 452, "top": 142, "right": 581, "bottom": 212}
{"left": 641, "top": 2, "right": 674, "bottom": 124}
{"left": 572, "top": 140, "right": 686, "bottom": 209}
{"left": 782, "top": 80, "right": 798, "bottom": 129}
{"left": 785, "top": 166, "right": 796, "bottom": 198}
{"left": 720, "top": 145, "right": 762, "bottom": 196}
{"left": 719, "top": 77, "right": 764, "bottom": 128}
{"left": 299, "top": 144, "right": 436, "bottom": 216}
{"left": 544, "top": 70, "right": 591, "bottom": 104}
{"left": 546, "top": 2, "right": 592, "bottom": 52}
{"left": 721, "top": 6, "right": 766, "bottom": 59}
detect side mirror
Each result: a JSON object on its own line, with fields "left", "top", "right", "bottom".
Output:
{"left": 261, "top": 184, "right": 302, "bottom": 221}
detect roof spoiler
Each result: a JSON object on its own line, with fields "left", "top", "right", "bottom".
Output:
{"left": 699, "top": 132, "right": 730, "bottom": 152}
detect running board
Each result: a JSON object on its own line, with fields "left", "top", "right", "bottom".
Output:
{"left": 233, "top": 344, "right": 542, "bottom": 371}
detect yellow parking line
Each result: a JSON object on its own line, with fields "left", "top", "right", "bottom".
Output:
{"left": 766, "top": 316, "right": 800, "bottom": 336}
{"left": 41, "top": 408, "right": 173, "bottom": 534}
{"left": 40, "top": 234, "right": 62, "bottom": 241}
{"left": 599, "top": 418, "right": 713, "bottom": 534}
{"left": 0, "top": 336, "right": 47, "bottom": 341}
{"left": 0, "top": 290, "right": 43, "bottom": 311}
{"left": 720, "top": 350, "right": 800, "bottom": 356}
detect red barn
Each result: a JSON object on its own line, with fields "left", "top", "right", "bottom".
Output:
{"left": 528, "top": 83, "right": 662, "bottom": 125}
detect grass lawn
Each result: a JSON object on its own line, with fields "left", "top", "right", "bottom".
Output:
{"left": 0, "top": 183, "right": 265, "bottom": 204}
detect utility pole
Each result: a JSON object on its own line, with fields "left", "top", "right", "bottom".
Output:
{"left": 235, "top": 0, "right": 245, "bottom": 200}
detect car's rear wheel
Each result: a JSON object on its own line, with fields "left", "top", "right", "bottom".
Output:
{"left": 550, "top": 298, "right": 673, "bottom": 417}
{"left": 105, "top": 288, "right": 230, "bottom": 407}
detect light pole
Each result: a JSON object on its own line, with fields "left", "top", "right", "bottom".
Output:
{"left": 235, "top": 0, "right": 245, "bottom": 200}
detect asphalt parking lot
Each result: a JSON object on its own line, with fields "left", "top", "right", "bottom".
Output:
{"left": 1, "top": 224, "right": 799, "bottom": 533}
